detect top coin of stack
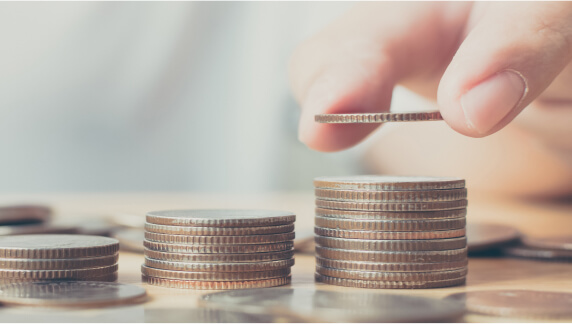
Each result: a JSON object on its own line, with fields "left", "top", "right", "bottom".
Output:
{"left": 313, "top": 175, "right": 468, "bottom": 289}
{"left": 142, "top": 209, "right": 295, "bottom": 289}
{"left": 0, "top": 234, "right": 119, "bottom": 284}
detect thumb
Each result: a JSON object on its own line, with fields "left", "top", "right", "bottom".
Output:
{"left": 438, "top": 2, "right": 572, "bottom": 137}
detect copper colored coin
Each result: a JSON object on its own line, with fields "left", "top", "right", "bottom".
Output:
{"left": 315, "top": 273, "right": 465, "bottom": 289}
{"left": 144, "top": 232, "right": 295, "bottom": 245}
{"left": 315, "top": 227, "right": 466, "bottom": 240}
{"left": 446, "top": 290, "right": 572, "bottom": 319}
{"left": 143, "top": 240, "right": 294, "bottom": 254}
{"left": 316, "top": 199, "right": 468, "bottom": 212}
{"left": 501, "top": 244, "right": 572, "bottom": 261}
{"left": 521, "top": 235, "right": 572, "bottom": 251}
{"left": 316, "top": 246, "right": 468, "bottom": 263}
{"left": 0, "top": 264, "right": 118, "bottom": 280}
{"left": 314, "top": 175, "right": 465, "bottom": 191}
{"left": 315, "top": 265, "right": 468, "bottom": 281}
{"left": 315, "top": 236, "right": 467, "bottom": 251}
{"left": 144, "top": 223, "right": 295, "bottom": 236}
{"left": 314, "top": 111, "right": 443, "bottom": 124}
{"left": 144, "top": 257, "right": 294, "bottom": 272}
{"left": 144, "top": 248, "right": 294, "bottom": 263}
{"left": 0, "top": 254, "right": 118, "bottom": 270}
{"left": 467, "top": 223, "right": 520, "bottom": 252}
{"left": 146, "top": 210, "right": 295, "bottom": 228}
{"left": 141, "top": 265, "right": 290, "bottom": 281}
{"left": 0, "top": 205, "right": 52, "bottom": 225}
{"left": 316, "top": 256, "right": 468, "bottom": 272}
{"left": 315, "top": 216, "right": 466, "bottom": 231}
{"left": 0, "top": 235, "right": 119, "bottom": 259}
{"left": 315, "top": 188, "right": 467, "bottom": 203}
{"left": 142, "top": 275, "right": 291, "bottom": 290}
{"left": 315, "top": 207, "right": 467, "bottom": 220}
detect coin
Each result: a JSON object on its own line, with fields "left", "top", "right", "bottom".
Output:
{"left": 501, "top": 244, "right": 572, "bottom": 261}
{"left": 315, "top": 273, "right": 465, "bottom": 289}
{"left": 0, "top": 254, "right": 118, "bottom": 270}
{"left": 144, "top": 258, "right": 294, "bottom": 272}
{"left": 0, "top": 205, "right": 52, "bottom": 225}
{"left": 315, "top": 188, "right": 467, "bottom": 203}
{"left": 314, "top": 111, "right": 443, "bottom": 124}
{"left": 315, "top": 226, "right": 466, "bottom": 240}
{"left": 144, "top": 308, "right": 293, "bottom": 323}
{"left": 316, "top": 199, "right": 468, "bottom": 212}
{"left": 315, "top": 236, "right": 466, "bottom": 251}
{"left": 0, "top": 264, "right": 118, "bottom": 280}
{"left": 446, "top": 290, "right": 572, "bottom": 319}
{"left": 521, "top": 235, "right": 572, "bottom": 251}
{"left": 316, "top": 246, "right": 468, "bottom": 263}
{"left": 314, "top": 175, "right": 465, "bottom": 191}
{"left": 0, "top": 235, "right": 119, "bottom": 259}
{"left": 144, "top": 248, "right": 294, "bottom": 263}
{"left": 199, "top": 288, "right": 465, "bottom": 323}
{"left": 141, "top": 265, "right": 290, "bottom": 281}
{"left": 315, "top": 216, "right": 466, "bottom": 231}
{"left": 316, "top": 256, "right": 468, "bottom": 272}
{"left": 315, "top": 265, "right": 467, "bottom": 281}
{"left": 144, "top": 240, "right": 294, "bottom": 254}
{"left": 0, "top": 272, "right": 119, "bottom": 284}
{"left": 315, "top": 207, "right": 467, "bottom": 220}
{"left": 146, "top": 210, "right": 295, "bottom": 227}
{"left": 467, "top": 223, "right": 520, "bottom": 252}
{"left": 69, "top": 218, "right": 123, "bottom": 237}
{"left": 0, "top": 223, "right": 78, "bottom": 236}
{"left": 145, "top": 223, "right": 295, "bottom": 236}
{"left": 144, "top": 232, "right": 295, "bottom": 245}
{"left": 112, "top": 228, "right": 144, "bottom": 253}
{"left": 0, "top": 281, "right": 146, "bottom": 307}
{"left": 142, "top": 275, "right": 291, "bottom": 290}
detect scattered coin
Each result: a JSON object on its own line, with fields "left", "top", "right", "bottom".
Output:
{"left": 315, "top": 227, "right": 466, "bottom": 240}
{"left": 501, "top": 244, "right": 572, "bottom": 261}
{"left": 143, "top": 240, "right": 294, "bottom": 254}
{"left": 316, "top": 265, "right": 468, "bottom": 282}
{"left": 446, "top": 290, "right": 572, "bottom": 319}
{"left": 0, "top": 235, "right": 119, "bottom": 259}
{"left": 146, "top": 210, "right": 295, "bottom": 228}
{"left": 145, "top": 223, "right": 295, "bottom": 236}
{"left": 316, "top": 256, "right": 468, "bottom": 272}
{"left": 0, "top": 264, "right": 118, "bottom": 280}
{"left": 467, "top": 223, "right": 520, "bottom": 253}
{"left": 316, "top": 199, "right": 468, "bottom": 212}
{"left": 144, "top": 232, "right": 295, "bottom": 245}
{"left": 316, "top": 246, "right": 468, "bottom": 263}
{"left": 315, "top": 111, "right": 443, "bottom": 124}
{"left": 0, "top": 281, "right": 146, "bottom": 307}
{"left": 315, "top": 188, "right": 467, "bottom": 203}
{"left": 68, "top": 218, "right": 123, "bottom": 237}
{"left": 0, "top": 254, "right": 118, "bottom": 270}
{"left": 0, "top": 205, "right": 52, "bottom": 226}
{"left": 315, "top": 216, "right": 466, "bottom": 231}
{"left": 141, "top": 265, "right": 290, "bottom": 281}
{"left": 521, "top": 235, "right": 572, "bottom": 251}
{"left": 315, "top": 236, "right": 467, "bottom": 251}
{"left": 314, "top": 175, "right": 465, "bottom": 191}
{"left": 142, "top": 275, "right": 291, "bottom": 290}
{"left": 144, "top": 249, "right": 294, "bottom": 263}
{"left": 315, "top": 207, "right": 467, "bottom": 220}
{"left": 316, "top": 273, "right": 466, "bottom": 289}
{"left": 144, "top": 258, "right": 294, "bottom": 272}
{"left": 0, "top": 223, "right": 78, "bottom": 236}
{"left": 112, "top": 228, "right": 144, "bottom": 253}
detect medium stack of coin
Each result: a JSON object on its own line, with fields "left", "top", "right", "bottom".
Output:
{"left": 142, "top": 209, "right": 295, "bottom": 289}
{"left": 313, "top": 176, "right": 468, "bottom": 289}
{"left": 0, "top": 234, "right": 119, "bottom": 283}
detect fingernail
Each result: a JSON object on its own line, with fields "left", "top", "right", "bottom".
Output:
{"left": 460, "top": 70, "right": 527, "bottom": 135}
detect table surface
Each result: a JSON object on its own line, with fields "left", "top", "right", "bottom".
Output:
{"left": 0, "top": 191, "right": 571, "bottom": 322}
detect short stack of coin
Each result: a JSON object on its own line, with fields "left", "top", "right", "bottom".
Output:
{"left": 313, "top": 176, "right": 468, "bottom": 289}
{"left": 0, "top": 234, "right": 119, "bottom": 283}
{"left": 142, "top": 209, "right": 295, "bottom": 289}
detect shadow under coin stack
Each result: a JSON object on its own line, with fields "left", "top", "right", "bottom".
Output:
{"left": 0, "top": 235, "right": 119, "bottom": 283}
{"left": 142, "top": 210, "right": 295, "bottom": 289}
{"left": 313, "top": 176, "right": 468, "bottom": 289}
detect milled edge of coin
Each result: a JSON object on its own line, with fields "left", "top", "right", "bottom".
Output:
{"left": 315, "top": 216, "right": 466, "bottom": 232}
{"left": 0, "top": 272, "right": 119, "bottom": 284}
{"left": 315, "top": 265, "right": 468, "bottom": 281}
{"left": 144, "top": 223, "right": 295, "bottom": 236}
{"left": 316, "top": 256, "right": 468, "bottom": 272}
{"left": 142, "top": 274, "right": 291, "bottom": 290}
{"left": 314, "top": 111, "right": 443, "bottom": 124}
{"left": 314, "top": 236, "right": 467, "bottom": 251}
{"left": 316, "top": 199, "right": 468, "bottom": 212}
{"left": 0, "top": 264, "right": 118, "bottom": 279}
{"left": 501, "top": 245, "right": 572, "bottom": 261}
{"left": 315, "top": 207, "right": 467, "bottom": 220}
{"left": 0, "top": 235, "right": 120, "bottom": 259}
{"left": 315, "top": 273, "right": 466, "bottom": 289}
{"left": 141, "top": 265, "right": 290, "bottom": 281}
{"left": 314, "top": 176, "right": 465, "bottom": 191}
{"left": 315, "top": 246, "right": 468, "bottom": 263}
{"left": 143, "top": 240, "right": 294, "bottom": 254}
{"left": 145, "top": 210, "right": 295, "bottom": 228}
{"left": 144, "top": 248, "right": 295, "bottom": 263}
{"left": 315, "top": 227, "right": 466, "bottom": 240}
{"left": 0, "top": 281, "right": 146, "bottom": 307}
{"left": 315, "top": 188, "right": 467, "bottom": 203}
{"left": 0, "top": 254, "right": 119, "bottom": 270}
{"left": 144, "top": 232, "right": 295, "bottom": 245}
{"left": 144, "top": 257, "right": 294, "bottom": 272}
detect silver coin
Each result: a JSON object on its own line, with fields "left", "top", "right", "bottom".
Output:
{"left": 146, "top": 209, "right": 295, "bottom": 227}
{"left": 0, "top": 235, "right": 119, "bottom": 259}
{"left": 315, "top": 207, "right": 467, "bottom": 220}
{"left": 314, "top": 111, "right": 443, "bottom": 124}
{"left": 0, "top": 205, "right": 52, "bottom": 225}
{"left": 111, "top": 228, "right": 144, "bottom": 253}
{"left": 314, "top": 236, "right": 467, "bottom": 251}
{"left": 199, "top": 288, "right": 465, "bottom": 322}
{"left": 144, "top": 248, "right": 294, "bottom": 263}
{"left": 0, "top": 254, "right": 118, "bottom": 270}
{"left": 144, "top": 308, "right": 295, "bottom": 323}
{"left": 314, "top": 175, "right": 465, "bottom": 191}
{"left": 315, "top": 188, "right": 467, "bottom": 203}
{"left": 0, "top": 223, "right": 78, "bottom": 236}
{"left": 0, "top": 281, "right": 146, "bottom": 307}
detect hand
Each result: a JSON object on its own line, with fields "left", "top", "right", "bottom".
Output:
{"left": 289, "top": 2, "right": 572, "bottom": 153}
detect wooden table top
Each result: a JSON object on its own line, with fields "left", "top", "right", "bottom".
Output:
{"left": 0, "top": 191, "right": 571, "bottom": 322}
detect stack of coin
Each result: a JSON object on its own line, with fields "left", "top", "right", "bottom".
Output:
{"left": 313, "top": 176, "right": 468, "bottom": 289}
{"left": 0, "top": 234, "right": 119, "bottom": 283}
{"left": 142, "top": 209, "right": 295, "bottom": 289}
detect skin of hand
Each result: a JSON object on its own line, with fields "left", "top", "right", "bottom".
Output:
{"left": 289, "top": 2, "right": 572, "bottom": 198}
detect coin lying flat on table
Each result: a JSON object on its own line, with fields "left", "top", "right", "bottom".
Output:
{"left": 144, "top": 249, "right": 294, "bottom": 263}
{"left": 0, "top": 223, "right": 78, "bottom": 236}
{"left": 314, "top": 175, "right": 465, "bottom": 191}
{"left": 146, "top": 210, "right": 295, "bottom": 227}
{"left": 145, "top": 223, "right": 295, "bottom": 236}
{"left": 316, "top": 199, "right": 468, "bottom": 212}
{"left": 315, "top": 216, "right": 466, "bottom": 231}
{"left": 0, "top": 235, "right": 119, "bottom": 259}
{"left": 143, "top": 240, "right": 294, "bottom": 254}
{"left": 521, "top": 235, "right": 572, "bottom": 251}
{"left": 501, "top": 244, "right": 572, "bottom": 261}
{"left": 0, "top": 281, "right": 146, "bottom": 307}
{"left": 144, "top": 308, "right": 293, "bottom": 323}
{"left": 315, "top": 227, "right": 466, "bottom": 240}
{"left": 316, "top": 266, "right": 468, "bottom": 281}
{"left": 315, "top": 207, "right": 467, "bottom": 220}
{"left": 316, "top": 256, "right": 468, "bottom": 272}
{"left": 0, "top": 205, "right": 52, "bottom": 225}
{"left": 467, "top": 223, "right": 520, "bottom": 253}
{"left": 316, "top": 246, "right": 468, "bottom": 263}
{"left": 144, "top": 258, "right": 294, "bottom": 272}
{"left": 0, "top": 254, "right": 118, "bottom": 270}
{"left": 315, "top": 236, "right": 467, "bottom": 251}
{"left": 315, "top": 111, "right": 443, "bottom": 124}
{"left": 446, "top": 290, "right": 572, "bottom": 319}
{"left": 144, "top": 232, "right": 295, "bottom": 245}
{"left": 142, "top": 275, "right": 291, "bottom": 290}
{"left": 315, "top": 273, "right": 465, "bottom": 289}
{"left": 315, "top": 188, "right": 467, "bottom": 203}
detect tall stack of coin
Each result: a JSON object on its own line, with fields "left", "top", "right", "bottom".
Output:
{"left": 313, "top": 176, "right": 468, "bottom": 289}
{"left": 142, "top": 210, "right": 295, "bottom": 289}
{"left": 0, "top": 235, "right": 119, "bottom": 283}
